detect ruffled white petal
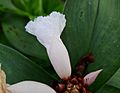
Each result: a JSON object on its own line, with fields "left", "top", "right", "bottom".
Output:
{"left": 47, "top": 38, "right": 71, "bottom": 79}
{"left": 84, "top": 69, "right": 103, "bottom": 86}
{"left": 7, "top": 81, "right": 56, "bottom": 93}
{"left": 25, "top": 11, "right": 66, "bottom": 48}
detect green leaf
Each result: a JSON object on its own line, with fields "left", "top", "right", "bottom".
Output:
{"left": 0, "top": 44, "right": 56, "bottom": 85}
{"left": 0, "top": 23, "right": 10, "bottom": 45}
{"left": 96, "top": 69, "right": 120, "bottom": 93}
{"left": 96, "top": 85, "right": 120, "bottom": 93}
{"left": 63, "top": 0, "right": 120, "bottom": 92}
{"left": 0, "top": 0, "right": 17, "bottom": 12}
{"left": 107, "top": 68, "right": 120, "bottom": 90}
{"left": 0, "top": 0, "right": 30, "bottom": 17}
{"left": 2, "top": 14, "right": 49, "bottom": 62}
{"left": 43, "top": 0, "right": 64, "bottom": 14}
{"left": 0, "top": 30, "right": 10, "bottom": 45}
{"left": 11, "top": 0, "right": 43, "bottom": 18}
{"left": 88, "top": 0, "right": 120, "bottom": 91}
{"left": 63, "top": 0, "right": 99, "bottom": 68}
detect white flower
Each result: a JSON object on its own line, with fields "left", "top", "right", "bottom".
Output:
{"left": 25, "top": 11, "right": 71, "bottom": 79}
{"left": 0, "top": 66, "right": 102, "bottom": 93}
{"left": 0, "top": 11, "right": 103, "bottom": 93}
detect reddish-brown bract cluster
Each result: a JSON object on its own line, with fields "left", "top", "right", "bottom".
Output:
{"left": 75, "top": 53, "right": 94, "bottom": 76}
{"left": 51, "top": 53, "right": 94, "bottom": 93}
{"left": 51, "top": 76, "right": 92, "bottom": 93}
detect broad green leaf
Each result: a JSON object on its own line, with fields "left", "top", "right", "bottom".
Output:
{"left": 88, "top": 0, "right": 120, "bottom": 91}
{"left": 96, "top": 69, "right": 120, "bottom": 93}
{"left": 2, "top": 14, "right": 49, "bottom": 62}
{"left": 63, "top": 0, "right": 99, "bottom": 68}
{"left": 64, "top": 0, "right": 120, "bottom": 92}
{"left": 0, "top": 44, "right": 57, "bottom": 85}
{"left": 96, "top": 85, "right": 120, "bottom": 93}
{"left": 43, "top": 0, "right": 64, "bottom": 14}
{"left": 107, "top": 68, "right": 120, "bottom": 89}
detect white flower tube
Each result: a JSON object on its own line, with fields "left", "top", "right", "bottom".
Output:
{"left": 25, "top": 12, "right": 71, "bottom": 79}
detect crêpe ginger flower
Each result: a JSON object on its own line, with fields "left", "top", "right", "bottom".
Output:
{"left": 0, "top": 11, "right": 102, "bottom": 93}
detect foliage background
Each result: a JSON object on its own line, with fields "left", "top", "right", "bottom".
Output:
{"left": 0, "top": 0, "right": 120, "bottom": 93}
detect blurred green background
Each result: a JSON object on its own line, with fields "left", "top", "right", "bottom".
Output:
{"left": 0, "top": 0, "right": 120, "bottom": 93}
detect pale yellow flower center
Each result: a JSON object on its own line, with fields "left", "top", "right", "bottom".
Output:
{"left": 0, "top": 69, "right": 9, "bottom": 93}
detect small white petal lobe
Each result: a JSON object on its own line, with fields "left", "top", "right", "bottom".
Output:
{"left": 84, "top": 69, "right": 103, "bottom": 86}
{"left": 25, "top": 21, "right": 36, "bottom": 36}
